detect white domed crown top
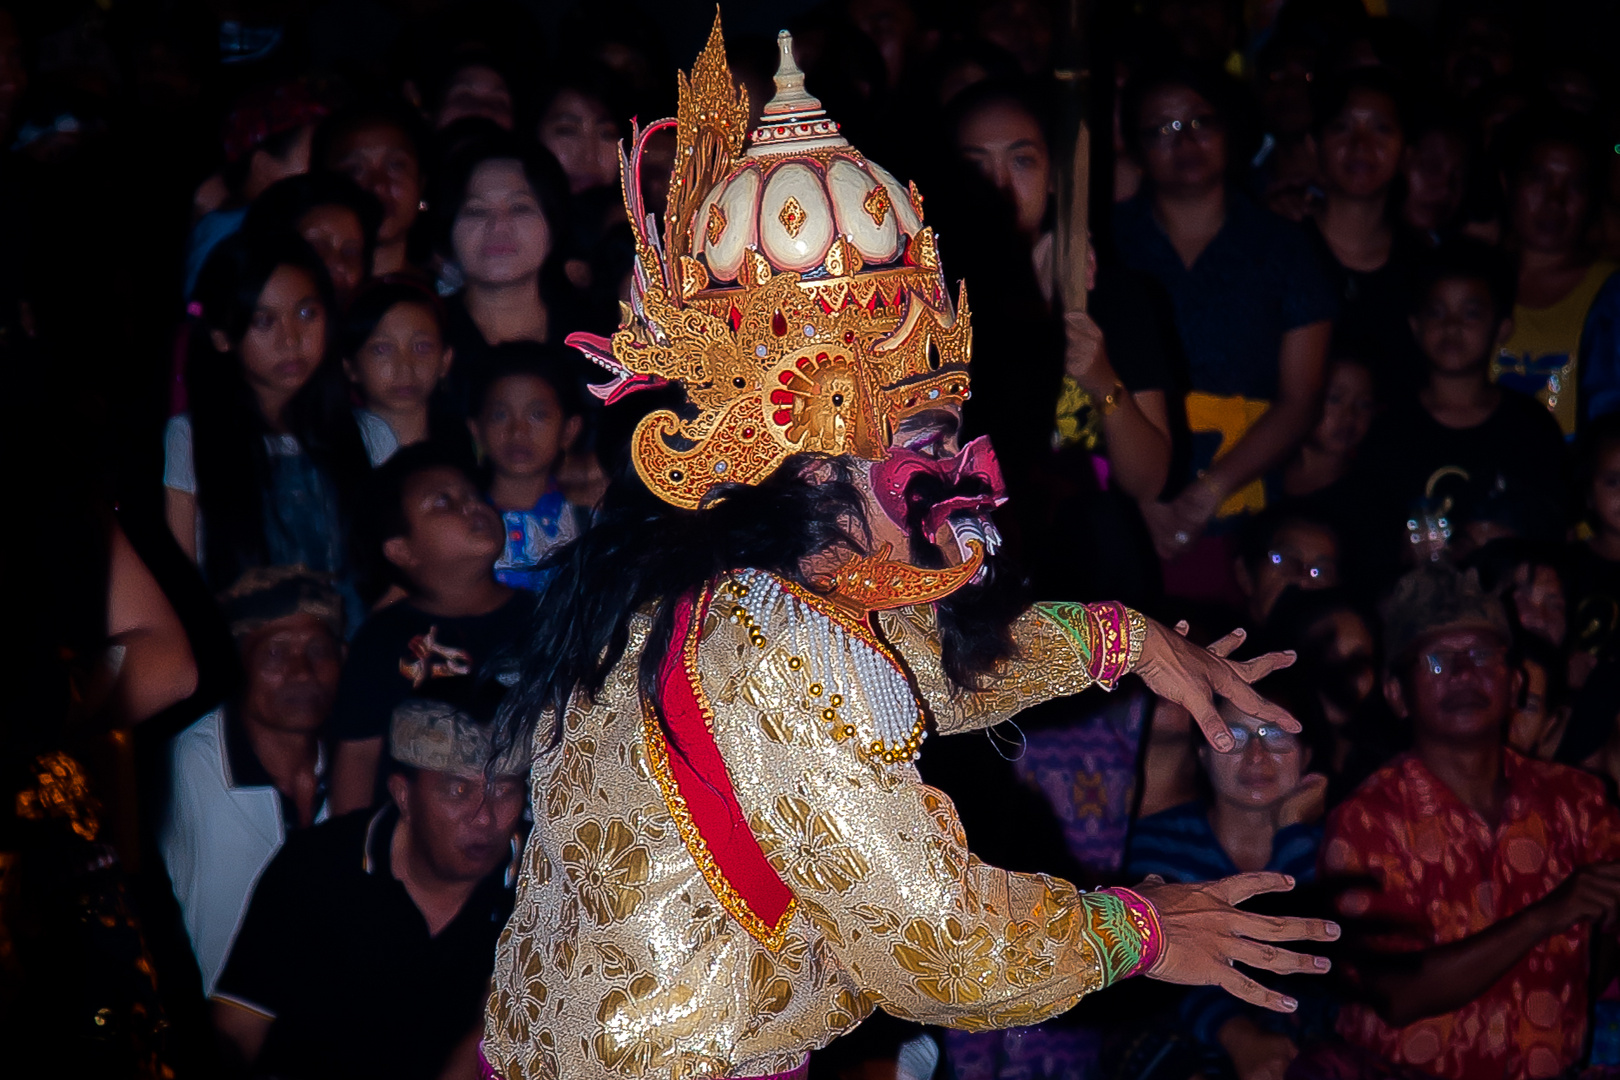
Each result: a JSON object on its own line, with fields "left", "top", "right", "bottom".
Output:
{"left": 689, "top": 30, "right": 925, "bottom": 284}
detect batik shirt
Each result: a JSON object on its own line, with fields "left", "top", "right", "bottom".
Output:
{"left": 484, "top": 580, "right": 1154, "bottom": 1080}
{"left": 1322, "top": 751, "right": 1620, "bottom": 1080}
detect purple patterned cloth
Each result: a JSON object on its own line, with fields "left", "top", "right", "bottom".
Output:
{"left": 944, "top": 686, "right": 1149, "bottom": 1080}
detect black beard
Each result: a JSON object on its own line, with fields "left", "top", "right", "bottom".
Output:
{"left": 900, "top": 470, "right": 1027, "bottom": 689}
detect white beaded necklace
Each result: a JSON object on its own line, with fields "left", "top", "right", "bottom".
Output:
{"left": 725, "top": 570, "right": 927, "bottom": 762}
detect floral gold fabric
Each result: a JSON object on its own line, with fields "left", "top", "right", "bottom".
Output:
{"left": 484, "top": 580, "right": 1151, "bottom": 1079}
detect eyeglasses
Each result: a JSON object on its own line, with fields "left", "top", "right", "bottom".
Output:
{"left": 1219, "top": 724, "right": 1300, "bottom": 754}
{"left": 1139, "top": 114, "right": 1223, "bottom": 147}
{"left": 1419, "top": 646, "right": 1508, "bottom": 677}
{"left": 1266, "top": 549, "right": 1337, "bottom": 583}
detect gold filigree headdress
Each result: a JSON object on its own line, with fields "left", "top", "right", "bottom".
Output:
{"left": 567, "top": 14, "right": 972, "bottom": 510}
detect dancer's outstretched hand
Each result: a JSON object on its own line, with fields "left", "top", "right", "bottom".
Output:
{"left": 1132, "top": 618, "right": 1296, "bottom": 752}
{"left": 1136, "top": 872, "right": 1339, "bottom": 1012}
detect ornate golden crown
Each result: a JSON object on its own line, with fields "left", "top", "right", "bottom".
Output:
{"left": 568, "top": 15, "right": 972, "bottom": 510}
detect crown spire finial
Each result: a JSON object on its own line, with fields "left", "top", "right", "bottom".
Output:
{"left": 747, "top": 30, "right": 849, "bottom": 156}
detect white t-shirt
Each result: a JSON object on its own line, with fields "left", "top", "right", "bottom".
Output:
{"left": 160, "top": 708, "right": 328, "bottom": 995}
{"left": 355, "top": 409, "right": 400, "bottom": 466}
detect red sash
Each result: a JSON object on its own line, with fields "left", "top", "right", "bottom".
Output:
{"left": 643, "top": 588, "right": 797, "bottom": 949}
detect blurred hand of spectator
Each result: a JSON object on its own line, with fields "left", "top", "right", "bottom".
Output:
{"left": 1274, "top": 772, "right": 1328, "bottom": 830}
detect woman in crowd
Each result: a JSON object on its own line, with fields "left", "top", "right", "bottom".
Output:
{"left": 1113, "top": 59, "right": 1335, "bottom": 604}
{"left": 535, "top": 64, "right": 624, "bottom": 198}
{"left": 433, "top": 130, "right": 576, "bottom": 411}
{"left": 1494, "top": 115, "right": 1618, "bottom": 436}
{"left": 317, "top": 101, "right": 431, "bottom": 279}
{"left": 337, "top": 279, "right": 461, "bottom": 465}
{"left": 1306, "top": 69, "right": 1424, "bottom": 395}
{"left": 1127, "top": 675, "right": 1332, "bottom": 1080}
{"left": 1278, "top": 354, "right": 1379, "bottom": 519}
{"left": 165, "top": 231, "right": 372, "bottom": 623}
{"left": 241, "top": 171, "right": 382, "bottom": 311}
{"left": 1399, "top": 111, "right": 1473, "bottom": 245}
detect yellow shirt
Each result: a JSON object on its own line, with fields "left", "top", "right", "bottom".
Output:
{"left": 1494, "top": 260, "right": 1618, "bottom": 436}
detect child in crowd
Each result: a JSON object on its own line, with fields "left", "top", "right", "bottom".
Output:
{"left": 243, "top": 171, "right": 383, "bottom": 310}
{"left": 1233, "top": 506, "right": 1343, "bottom": 626}
{"left": 339, "top": 280, "right": 455, "bottom": 465}
{"left": 167, "top": 231, "right": 371, "bottom": 624}
{"left": 1349, "top": 240, "right": 1568, "bottom": 576}
{"left": 468, "top": 343, "right": 586, "bottom": 591}
{"left": 327, "top": 442, "right": 531, "bottom": 813}
{"left": 1279, "top": 355, "right": 1378, "bottom": 510}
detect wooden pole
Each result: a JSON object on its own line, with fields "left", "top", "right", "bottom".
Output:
{"left": 1053, "top": 0, "right": 1090, "bottom": 315}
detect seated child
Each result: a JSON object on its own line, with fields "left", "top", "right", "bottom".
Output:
{"left": 468, "top": 343, "right": 587, "bottom": 591}
{"left": 339, "top": 280, "right": 455, "bottom": 465}
{"left": 327, "top": 442, "right": 530, "bottom": 813}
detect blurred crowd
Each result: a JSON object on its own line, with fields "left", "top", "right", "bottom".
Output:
{"left": 4, "top": 1, "right": 1620, "bottom": 1079}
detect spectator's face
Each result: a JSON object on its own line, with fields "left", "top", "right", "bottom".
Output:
{"left": 1511, "top": 142, "right": 1592, "bottom": 255}
{"left": 538, "top": 89, "right": 619, "bottom": 195}
{"left": 452, "top": 160, "right": 550, "bottom": 288}
{"left": 1410, "top": 277, "right": 1503, "bottom": 375}
{"left": 330, "top": 123, "right": 422, "bottom": 247}
{"left": 1308, "top": 609, "right": 1378, "bottom": 724}
{"left": 1201, "top": 703, "right": 1307, "bottom": 811}
{"left": 436, "top": 64, "right": 514, "bottom": 131}
{"left": 975, "top": 0, "right": 1053, "bottom": 76}
{"left": 1257, "top": 48, "right": 1316, "bottom": 139}
{"left": 1136, "top": 85, "right": 1226, "bottom": 196}
{"left": 238, "top": 613, "right": 342, "bottom": 733}
{"left": 1319, "top": 89, "right": 1402, "bottom": 200}
{"left": 397, "top": 769, "right": 526, "bottom": 883}
{"left": 1441, "top": 14, "right": 1515, "bottom": 101}
{"left": 470, "top": 374, "right": 579, "bottom": 482}
{"left": 1243, "top": 523, "right": 1340, "bottom": 622}
{"left": 345, "top": 301, "right": 450, "bottom": 416}
{"left": 1592, "top": 441, "right": 1620, "bottom": 537}
{"left": 1311, "top": 359, "right": 1376, "bottom": 457}
{"left": 1401, "top": 129, "right": 1468, "bottom": 235}
{"left": 1152, "top": 0, "right": 1237, "bottom": 65}
{"left": 1391, "top": 628, "right": 1514, "bottom": 743}
{"left": 956, "top": 101, "right": 1051, "bottom": 237}
{"left": 387, "top": 466, "right": 503, "bottom": 573}
{"left": 296, "top": 204, "right": 367, "bottom": 308}
{"left": 231, "top": 265, "right": 327, "bottom": 409}
{"left": 848, "top": 0, "right": 918, "bottom": 87}
{"left": 1512, "top": 563, "right": 1566, "bottom": 647}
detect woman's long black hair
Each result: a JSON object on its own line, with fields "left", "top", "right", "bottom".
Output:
{"left": 188, "top": 230, "right": 373, "bottom": 592}
{"left": 496, "top": 447, "right": 869, "bottom": 753}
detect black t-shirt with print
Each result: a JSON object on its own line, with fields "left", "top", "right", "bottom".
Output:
{"left": 328, "top": 593, "right": 532, "bottom": 743}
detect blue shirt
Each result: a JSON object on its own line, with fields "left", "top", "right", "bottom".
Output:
{"left": 492, "top": 488, "right": 579, "bottom": 592}
{"left": 1113, "top": 191, "right": 1336, "bottom": 401}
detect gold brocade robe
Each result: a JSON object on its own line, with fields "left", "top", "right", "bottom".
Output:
{"left": 485, "top": 579, "right": 1148, "bottom": 1080}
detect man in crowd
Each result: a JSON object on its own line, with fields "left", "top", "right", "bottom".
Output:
{"left": 1320, "top": 563, "right": 1620, "bottom": 1079}
{"left": 209, "top": 698, "right": 529, "bottom": 1080}
{"left": 161, "top": 566, "right": 343, "bottom": 995}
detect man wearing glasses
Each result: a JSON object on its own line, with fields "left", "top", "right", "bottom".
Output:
{"left": 1319, "top": 564, "right": 1620, "bottom": 1080}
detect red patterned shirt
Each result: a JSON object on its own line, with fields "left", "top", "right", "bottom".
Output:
{"left": 1322, "top": 751, "right": 1620, "bottom": 1080}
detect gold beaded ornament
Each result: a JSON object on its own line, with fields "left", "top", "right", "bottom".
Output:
{"left": 719, "top": 573, "right": 928, "bottom": 763}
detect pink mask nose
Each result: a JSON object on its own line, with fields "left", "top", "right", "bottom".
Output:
{"left": 871, "top": 435, "right": 1007, "bottom": 537}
